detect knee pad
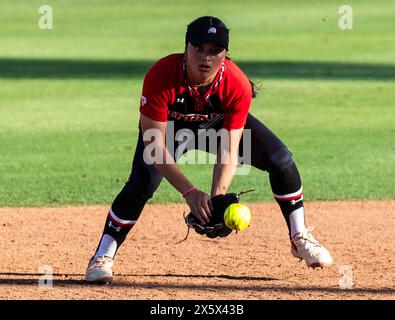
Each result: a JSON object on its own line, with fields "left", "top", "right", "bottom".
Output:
{"left": 268, "top": 147, "right": 294, "bottom": 173}
{"left": 268, "top": 148, "right": 302, "bottom": 197}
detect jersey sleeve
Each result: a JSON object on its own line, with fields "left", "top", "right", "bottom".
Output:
{"left": 139, "top": 61, "right": 170, "bottom": 122}
{"left": 222, "top": 80, "right": 252, "bottom": 130}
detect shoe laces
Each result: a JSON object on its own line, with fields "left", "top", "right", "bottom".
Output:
{"left": 293, "top": 226, "right": 321, "bottom": 247}
{"left": 91, "top": 255, "right": 113, "bottom": 268}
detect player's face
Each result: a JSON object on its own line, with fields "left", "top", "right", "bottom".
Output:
{"left": 186, "top": 41, "right": 226, "bottom": 85}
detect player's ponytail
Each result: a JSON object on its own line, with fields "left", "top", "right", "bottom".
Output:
{"left": 250, "top": 79, "right": 259, "bottom": 98}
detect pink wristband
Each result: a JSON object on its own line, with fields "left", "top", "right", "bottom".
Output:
{"left": 182, "top": 186, "right": 197, "bottom": 198}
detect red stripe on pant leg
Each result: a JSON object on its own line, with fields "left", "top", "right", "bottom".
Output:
{"left": 273, "top": 192, "right": 304, "bottom": 202}
{"left": 108, "top": 212, "right": 136, "bottom": 227}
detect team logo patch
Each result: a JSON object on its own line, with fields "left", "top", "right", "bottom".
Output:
{"left": 140, "top": 95, "right": 147, "bottom": 106}
{"left": 208, "top": 27, "right": 217, "bottom": 34}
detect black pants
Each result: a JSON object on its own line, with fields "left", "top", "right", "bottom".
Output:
{"left": 110, "top": 113, "right": 302, "bottom": 226}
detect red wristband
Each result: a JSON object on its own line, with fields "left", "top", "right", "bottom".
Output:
{"left": 182, "top": 186, "right": 197, "bottom": 198}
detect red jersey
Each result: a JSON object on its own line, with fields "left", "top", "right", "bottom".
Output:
{"left": 139, "top": 54, "right": 252, "bottom": 130}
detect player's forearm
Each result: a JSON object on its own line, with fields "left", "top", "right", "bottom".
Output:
{"left": 210, "top": 162, "right": 237, "bottom": 196}
{"left": 141, "top": 118, "right": 195, "bottom": 195}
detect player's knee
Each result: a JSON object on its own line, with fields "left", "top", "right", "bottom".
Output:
{"left": 268, "top": 147, "right": 294, "bottom": 173}
{"left": 127, "top": 165, "right": 161, "bottom": 198}
{"left": 112, "top": 166, "right": 160, "bottom": 220}
{"left": 268, "top": 148, "right": 302, "bottom": 202}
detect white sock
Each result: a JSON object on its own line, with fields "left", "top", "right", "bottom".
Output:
{"left": 96, "top": 234, "right": 117, "bottom": 259}
{"left": 289, "top": 207, "right": 307, "bottom": 238}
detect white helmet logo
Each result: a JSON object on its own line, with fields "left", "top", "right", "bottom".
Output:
{"left": 208, "top": 27, "right": 217, "bottom": 34}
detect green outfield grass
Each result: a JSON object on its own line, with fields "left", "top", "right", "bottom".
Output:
{"left": 0, "top": 0, "right": 394, "bottom": 206}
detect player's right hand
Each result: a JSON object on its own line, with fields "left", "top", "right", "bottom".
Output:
{"left": 184, "top": 189, "right": 214, "bottom": 225}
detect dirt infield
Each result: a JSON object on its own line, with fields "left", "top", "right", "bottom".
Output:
{"left": 0, "top": 201, "right": 394, "bottom": 300}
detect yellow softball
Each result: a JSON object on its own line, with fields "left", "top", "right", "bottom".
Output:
{"left": 224, "top": 203, "right": 251, "bottom": 231}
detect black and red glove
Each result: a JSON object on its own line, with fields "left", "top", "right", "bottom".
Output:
{"left": 184, "top": 193, "right": 240, "bottom": 238}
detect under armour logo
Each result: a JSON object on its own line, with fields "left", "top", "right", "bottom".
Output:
{"left": 176, "top": 98, "right": 184, "bottom": 104}
{"left": 290, "top": 195, "right": 304, "bottom": 205}
{"left": 108, "top": 220, "right": 122, "bottom": 232}
{"left": 208, "top": 27, "right": 217, "bottom": 34}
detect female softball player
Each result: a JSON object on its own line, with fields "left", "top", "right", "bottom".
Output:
{"left": 86, "top": 16, "right": 333, "bottom": 283}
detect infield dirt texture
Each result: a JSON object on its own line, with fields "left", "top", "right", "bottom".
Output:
{"left": 0, "top": 201, "right": 394, "bottom": 299}
{"left": 0, "top": 1, "right": 394, "bottom": 300}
